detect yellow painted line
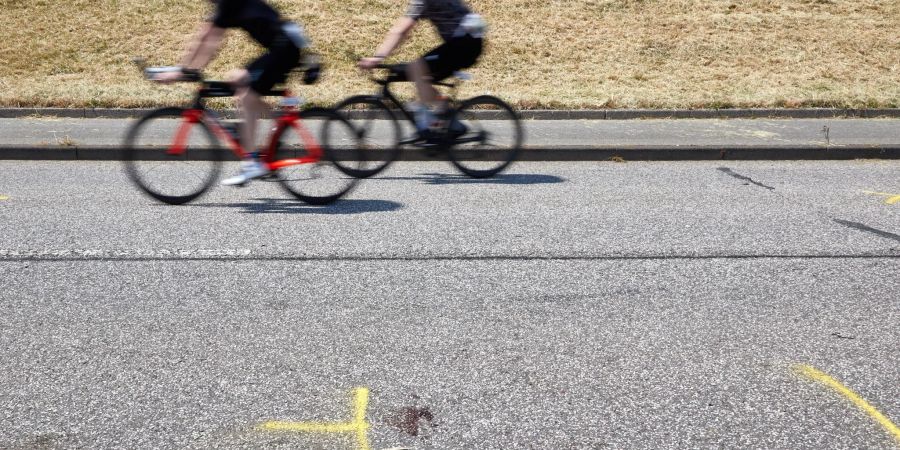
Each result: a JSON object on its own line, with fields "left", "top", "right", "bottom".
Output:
{"left": 862, "top": 191, "right": 900, "bottom": 205}
{"left": 353, "top": 387, "right": 371, "bottom": 450}
{"left": 0, "top": 195, "right": 8, "bottom": 200}
{"left": 259, "top": 387, "right": 371, "bottom": 450}
{"left": 793, "top": 364, "right": 900, "bottom": 443}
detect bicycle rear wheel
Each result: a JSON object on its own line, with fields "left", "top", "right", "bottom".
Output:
{"left": 329, "top": 95, "right": 401, "bottom": 178}
{"left": 122, "top": 107, "right": 223, "bottom": 205}
{"left": 272, "top": 108, "right": 362, "bottom": 205}
{"left": 446, "top": 95, "right": 523, "bottom": 178}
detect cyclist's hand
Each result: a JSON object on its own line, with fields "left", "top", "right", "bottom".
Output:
{"left": 358, "top": 57, "right": 383, "bottom": 70}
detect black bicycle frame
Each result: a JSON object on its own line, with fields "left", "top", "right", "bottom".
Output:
{"left": 375, "top": 78, "right": 460, "bottom": 127}
{"left": 377, "top": 83, "right": 417, "bottom": 126}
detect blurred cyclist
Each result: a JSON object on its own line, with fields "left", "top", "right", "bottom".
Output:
{"left": 154, "top": 0, "right": 312, "bottom": 186}
{"left": 358, "top": 0, "right": 486, "bottom": 139}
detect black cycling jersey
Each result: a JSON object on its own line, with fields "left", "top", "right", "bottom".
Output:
{"left": 210, "top": 0, "right": 284, "bottom": 48}
{"left": 406, "top": 0, "right": 472, "bottom": 42}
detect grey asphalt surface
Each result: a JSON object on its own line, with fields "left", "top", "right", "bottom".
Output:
{"left": 0, "top": 161, "right": 898, "bottom": 449}
{"left": 1, "top": 118, "right": 899, "bottom": 159}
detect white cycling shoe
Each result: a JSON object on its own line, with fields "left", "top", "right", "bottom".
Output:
{"left": 221, "top": 160, "right": 270, "bottom": 186}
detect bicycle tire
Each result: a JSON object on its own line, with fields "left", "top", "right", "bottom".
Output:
{"left": 329, "top": 95, "right": 401, "bottom": 178}
{"left": 272, "top": 107, "right": 362, "bottom": 205}
{"left": 446, "top": 95, "right": 523, "bottom": 178}
{"left": 122, "top": 107, "right": 223, "bottom": 205}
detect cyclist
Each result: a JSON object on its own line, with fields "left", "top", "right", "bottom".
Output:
{"left": 154, "top": 0, "right": 311, "bottom": 186}
{"left": 358, "top": 0, "right": 486, "bottom": 140}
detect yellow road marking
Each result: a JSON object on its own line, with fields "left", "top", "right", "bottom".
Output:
{"left": 0, "top": 195, "right": 8, "bottom": 200}
{"left": 863, "top": 191, "right": 900, "bottom": 205}
{"left": 793, "top": 364, "right": 900, "bottom": 443}
{"left": 260, "top": 387, "right": 371, "bottom": 450}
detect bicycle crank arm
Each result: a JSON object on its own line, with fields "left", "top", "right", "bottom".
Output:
{"left": 269, "top": 157, "right": 320, "bottom": 170}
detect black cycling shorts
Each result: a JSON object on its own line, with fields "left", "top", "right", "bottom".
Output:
{"left": 388, "top": 35, "right": 483, "bottom": 83}
{"left": 424, "top": 34, "right": 483, "bottom": 81}
{"left": 245, "top": 33, "right": 301, "bottom": 95}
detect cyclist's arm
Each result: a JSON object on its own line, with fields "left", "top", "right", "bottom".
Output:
{"left": 360, "top": 16, "right": 416, "bottom": 68}
{"left": 376, "top": 16, "right": 416, "bottom": 58}
{"left": 180, "top": 22, "right": 226, "bottom": 71}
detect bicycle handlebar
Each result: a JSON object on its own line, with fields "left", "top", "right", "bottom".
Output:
{"left": 359, "top": 60, "right": 461, "bottom": 88}
{"left": 141, "top": 65, "right": 202, "bottom": 83}
{"left": 136, "top": 55, "right": 320, "bottom": 86}
{"left": 356, "top": 61, "right": 395, "bottom": 85}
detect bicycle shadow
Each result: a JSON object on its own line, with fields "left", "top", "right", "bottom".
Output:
{"left": 193, "top": 198, "right": 404, "bottom": 215}
{"left": 374, "top": 173, "right": 566, "bottom": 185}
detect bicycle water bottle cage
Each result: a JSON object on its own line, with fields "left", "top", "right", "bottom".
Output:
{"left": 298, "top": 52, "right": 322, "bottom": 85}
{"left": 302, "top": 62, "right": 321, "bottom": 85}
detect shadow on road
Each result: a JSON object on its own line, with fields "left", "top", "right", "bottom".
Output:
{"left": 374, "top": 173, "right": 566, "bottom": 185}
{"left": 192, "top": 198, "right": 404, "bottom": 215}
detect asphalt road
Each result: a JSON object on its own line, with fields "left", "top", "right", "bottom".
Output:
{"left": 0, "top": 161, "right": 897, "bottom": 449}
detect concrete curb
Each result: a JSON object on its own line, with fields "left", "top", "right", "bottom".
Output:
{"left": 513, "top": 145, "right": 900, "bottom": 161}
{"left": 2, "top": 107, "right": 900, "bottom": 120}
{"left": 3, "top": 145, "right": 897, "bottom": 161}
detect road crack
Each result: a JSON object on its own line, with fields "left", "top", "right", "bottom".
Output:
{"left": 717, "top": 167, "right": 776, "bottom": 191}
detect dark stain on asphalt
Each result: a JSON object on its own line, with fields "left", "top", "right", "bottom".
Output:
{"left": 8, "top": 432, "right": 75, "bottom": 449}
{"left": 831, "top": 332, "right": 855, "bottom": 340}
{"left": 386, "top": 406, "right": 436, "bottom": 436}
{"left": 834, "top": 219, "right": 900, "bottom": 243}
{"left": 717, "top": 167, "right": 776, "bottom": 190}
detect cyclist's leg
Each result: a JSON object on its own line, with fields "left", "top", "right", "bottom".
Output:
{"left": 219, "top": 67, "right": 271, "bottom": 186}
{"left": 408, "top": 36, "right": 483, "bottom": 129}
{"left": 239, "top": 40, "right": 302, "bottom": 155}
{"left": 227, "top": 68, "right": 265, "bottom": 156}
{"left": 223, "top": 41, "right": 300, "bottom": 185}
{"left": 407, "top": 58, "right": 440, "bottom": 107}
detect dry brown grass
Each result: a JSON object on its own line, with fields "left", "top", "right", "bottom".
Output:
{"left": 1, "top": 0, "right": 897, "bottom": 109}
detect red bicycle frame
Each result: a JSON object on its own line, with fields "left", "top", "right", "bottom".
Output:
{"left": 167, "top": 89, "right": 323, "bottom": 171}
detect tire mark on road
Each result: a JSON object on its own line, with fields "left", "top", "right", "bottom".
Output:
{"left": 716, "top": 168, "right": 899, "bottom": 246}
{"left": 834, "top": 219, "right": 900, "bottom": 243}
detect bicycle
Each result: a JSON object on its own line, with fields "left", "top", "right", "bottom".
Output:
{"left": 328, "top": 63, "right": 523, "bottom": 179}
{"left": 123, "top": 62, "right": 363, "bottom": 205}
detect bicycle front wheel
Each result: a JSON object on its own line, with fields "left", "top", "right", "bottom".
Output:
{"left": 122, "top": 107, "right": 223, "bottom": 205}
{"left": 329, "top": 95, "right": 401, "bottom": 178}
{"left": 273, "top": 108, "right": 362, "bottom": 205}
{"left": 447, "top": 96, "right": 523, "bottom": 178}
